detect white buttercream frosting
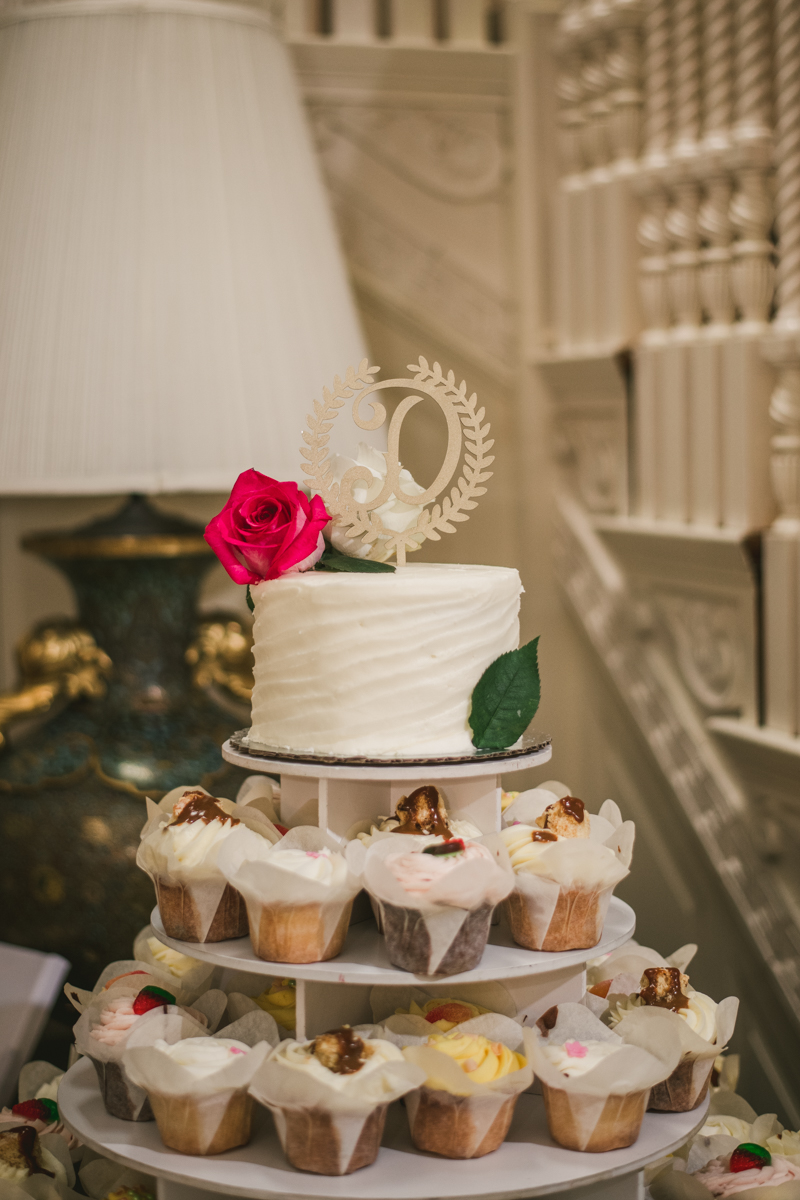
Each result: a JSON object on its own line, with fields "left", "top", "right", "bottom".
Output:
{"left": 146, "top": 936, "right": 202, "bottom": 979}
{"left": 609, "top": 988, "right": 718, "bottom": 1042}
{"left": 272, "top": 1037, "right": 403, "bottom": 1093}
{"left": 261, "top": 845, "right": 348, "bottom": 886}
{"left": 542, "top": 1039, "right": 623, "bottom": 1077}
{"left": 249, "top": 563, "right": 522, "bottom": 757}
{"left": 154, "top": 1037, "right": 250, "bottom": 1078}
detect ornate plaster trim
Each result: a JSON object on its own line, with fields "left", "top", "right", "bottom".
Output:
{"left": 554, "top": 490, "right": 800, "bottom": 1020}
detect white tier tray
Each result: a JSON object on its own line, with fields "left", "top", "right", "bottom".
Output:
{"left": 151, "top": 898, "right": 635, "bottom": 984}
{"left": 61, "top": 1057, "right": 708, "bottom": 1200}
{"left": 221, "top": 736, "right": 552, "bottom": 780}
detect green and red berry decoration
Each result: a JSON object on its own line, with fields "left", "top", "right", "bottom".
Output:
{"left": 132, "top": 985, "right": 176, "bottom": 1015}
{"left": 423, "top": 838, "right": 465, "bottom": 857}
{"left": 729, "top": 1144, "right": 772, "bottom": 1173}
{"left": 11, "top": 1098, "right": 59, "bottom": 1125}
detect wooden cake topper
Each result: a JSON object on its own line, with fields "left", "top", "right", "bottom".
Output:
{"left": 301, "top": 357, "right": 494, "bottom": 566}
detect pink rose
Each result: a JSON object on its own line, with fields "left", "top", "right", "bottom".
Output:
{"left": 205, "top": 470, "right": 330, "bottom": 585}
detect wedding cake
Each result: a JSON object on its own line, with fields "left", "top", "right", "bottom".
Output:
{"left": 248, "top": 563, "right": 522, "bottom": 757}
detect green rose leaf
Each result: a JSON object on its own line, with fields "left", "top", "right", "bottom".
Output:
{"left": 246, "top": 584, "right": 255, "bottom": 613}
{"left": 314, "top": 542, "right": 395, "bottom": 573}
{"left": 469, "top": 636, "right": 540, "bottom": 750}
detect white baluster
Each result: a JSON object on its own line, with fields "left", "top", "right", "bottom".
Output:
{"left": 667, "top": 182, "right": 702, "bottom": 329}
{"left": 332, "top": 0, "right": 376, "bottom": 41}
{"left": 557, "top": 46, "right": 587, "bottom": 177}
{"left": 283, "top": 0, "right": 315, "bottom": 38}
{"left": 606, "top": 22, "right": 642, "bottom": 163}
{"left": 763, "top": 0, "right": 800, "bottom": 732}
{"left": 701, "top": 0, "right": 733, "bottom": 155}
{"left": 773, "top": 0, "right": 800, "bottom": 334}
{"left": 448, "top": 0, "right": 486, "bottom": 47}
{"left": 638, "top": 187, "right": 671, "bottom": 334}
{"left": 699, "top": 178, "right": 734, "bottom": 326}
{"left": 390, "top": 0, "right": 435, "bottom": 43}
{"left": 672, "top": 0, "right": 701, "bottom": 158}
{"left": 729, "top": 0, "right": 775, "bottom": 329}
{"left": 643, "top": 0, "right": 671, "bottom": 163}
{"left": 581, "top": 39, "right": 612, "bottom": 168}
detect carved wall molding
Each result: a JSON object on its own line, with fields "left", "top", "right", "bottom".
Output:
{"left": 553, "top": 491, "right": 800, "bottom": 1024}
{"left": 308, "top": 105, "right": 510, "bottom": 203}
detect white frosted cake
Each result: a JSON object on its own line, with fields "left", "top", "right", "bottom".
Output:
{"left": 249, "top": 562, "right": 522, "bottom": 757}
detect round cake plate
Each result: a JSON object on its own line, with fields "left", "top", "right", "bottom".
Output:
{"left": 60, "top": 1056, "right": 708, "bottom": 1200}
{"left": 150, "top": 898, "right": 635, "bottom": 985}
{"left": 221, "top": 731, "right": 553, "bottom": 781}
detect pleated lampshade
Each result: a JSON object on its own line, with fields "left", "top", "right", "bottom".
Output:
{"left": 0, "top": 0, "right": 366, "bottom": 494}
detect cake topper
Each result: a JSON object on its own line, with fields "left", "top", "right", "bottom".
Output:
{"left": 301, "top": 357, "right": 494, "bottom": 566}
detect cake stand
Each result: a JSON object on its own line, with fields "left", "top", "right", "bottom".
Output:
{"left": 59, "top": 735, "right": 705, "bottom": 1200}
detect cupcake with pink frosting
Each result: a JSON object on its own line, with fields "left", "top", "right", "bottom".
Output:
{"left": 694, "top": 1150, "right": 800, "bottom": 1197}
{"left": 358, "top": 835, "right": 513, "bottom": 976}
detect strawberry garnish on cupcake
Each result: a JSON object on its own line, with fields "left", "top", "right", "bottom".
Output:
{"left": 132, "top": 985, "right": 176, "bottom": 1015}
{"left": 10, "top": 1099, "right": 59, "bottom": 1125}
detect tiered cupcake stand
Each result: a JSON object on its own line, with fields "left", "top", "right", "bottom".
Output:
{"left": 59, "top": 734, "right": 708, "bottom": 1200}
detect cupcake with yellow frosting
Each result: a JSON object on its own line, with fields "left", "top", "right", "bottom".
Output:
{"left": 402, "top": 1030, "right": 532, "bottom": 1158}
{"left": 254, "top": 980, "right": 296, "bottom": 1033}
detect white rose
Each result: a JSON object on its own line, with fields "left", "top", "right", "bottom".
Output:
{"left": 325, "top": 442, "right": 426, "bottom": 562}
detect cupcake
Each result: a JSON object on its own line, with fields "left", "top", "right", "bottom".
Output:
{"left": 357, "top": 835, "right": 513, "bottom": 976}
{"left": 585, "top": 939, "right": 697, "bottom": 1013}
{"left": 523, "top": 1002, "right": 681, "bottom": 1152}
{"left": 609, "top": 967, "right": 739, "bottom": 1112}
{"left": 132, "top": 924, "right": 217, "bottom": 1001}
{"left": 217, "top": 827, "right": 360, "bottom": 964}
{"left": 652, "top": 1143, "right": 800, "bottom": 1199}
{"left": 353, "top": 785, "right": 482, "bottom": 846}
{"left": 373, "top": 985, "right": 523, "bottom": 1051}
{"left": 137, "top": 786, "right": 282, "bottom": 943}
{"left": 501, "top": 794, "right": 634, "bottom": 952}
{"left": 254, "top": 980, "right": 297, "bottom": 1032}
{"left": 0, "top": 1124, "right": 69, "bottom": 1186}
{"left": 72, "top": 979, "right": 212, "bottom": 1121}
{"left": 123, "top": 1032, "right": 272, "bottom": 1155}
{"left": 402, "top": 1028, "right": 532, "bottom": 1158}
{"left": 250, "top": 1026, "right": 424, "bottom": 1175}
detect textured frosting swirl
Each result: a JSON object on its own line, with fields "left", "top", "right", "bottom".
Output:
{"left": 695, "top": 1155, "right": 800, "bottom": 1196}
{"left": 250, "top": 564, "right": 522, "bottom": 756}
{"left": 425, "top": 1031, "right": 525, "bottom": 1083}
{"left": 501, "top": 823, "right": 561, "bottom": 869}
{"left": 146, "top": 937, "right": 202, "bottom": 979}
{"left": 154, "top": 1037, "right": 250, "bottom": 1078}
{"left": 610, "top": 987, "right": 718, "bottom": 1042}
{"left": 89, "top": 998, "right": 141, "bottom": 1047}
{"left": 542, "top": 1039, "right": 622, "bottom": 1077}
{"left": 384, "top": 842, "right": 492, "bottom": 894}
{"left": 262, "top": 845, "right": 348, "bottom": 886}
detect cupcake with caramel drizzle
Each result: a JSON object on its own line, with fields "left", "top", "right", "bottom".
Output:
{"left": 356, "top": 785, "right": 481, "bottom": 846}
{"left": 609, "top": 966, "right": 718, "bottom": 1042}
{"left": 499, "top": 793, "right": 633, "bottom": 953}
{"left": 250, "top": 1026, "right": 423, "bottom": 1175}
{"left": 137, "top": 785, "right": 282, "bottom": 943}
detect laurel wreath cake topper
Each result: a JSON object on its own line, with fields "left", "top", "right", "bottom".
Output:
{"left": 301, "top": 357, "right": 494, "bottom": 566}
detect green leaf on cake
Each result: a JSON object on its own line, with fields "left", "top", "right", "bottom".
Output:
{"left": 469, "top": 637, "right": 540, "bottom": 750}
{"left": 314, "top": 542, "right": 395, "bottom": 573}
{"left": 246, "top": 585, "right": 255, "bottom": 613}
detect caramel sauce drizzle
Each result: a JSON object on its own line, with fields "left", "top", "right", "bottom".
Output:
{"left": 5, "top": 1126, "right": 54, "bottom": 1178}
{"left": 561, "top": 797, "right": 585, "bottom": 823}
{"left": 639, "top": 967, "right": 690, "bottom": 1012}
{"left": 170, "top": 791, "right": 239, "bottom": 827}
{"left": 318, "top": 1027, "right": 367, "bottom": 1074}
{"left": 393, "top": 785, "right": 450, "bottom": 838}
{"left": 531, "top": 830, "right": 558, "bottom": 843}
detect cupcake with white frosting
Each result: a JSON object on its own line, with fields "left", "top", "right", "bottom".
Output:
{"left": 132, "top": 924, "right": 217, "bottom": 1002}
{"left": 608, "top": 966, "right": 739, "bottom": 1112}
{"left": 250, "top": 1026, "right": 424, "bottom": 1174}
{"left": 137, "top": 786, "right": 282, "bottom": 943}
{"left": 500, "top": 793, "right": 634, "bottom": 952}
{"left": 358, "top": 835, "right": 513, "bottom": 976}
{"left": 523, "top": 1002, "right": 681, "bottom": 1152}
{"left": 217, "top": 827, "right": 361, "bottom": 963}
{"left": 123, "top": 1030, "right": 272, "bottom": 1155}
{"left": 354, "top": 785, "right": 482, "bottom": 847}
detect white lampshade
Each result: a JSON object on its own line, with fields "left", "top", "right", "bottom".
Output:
{"left": 0, "top": 0, "right": 366, "bottom": 494}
